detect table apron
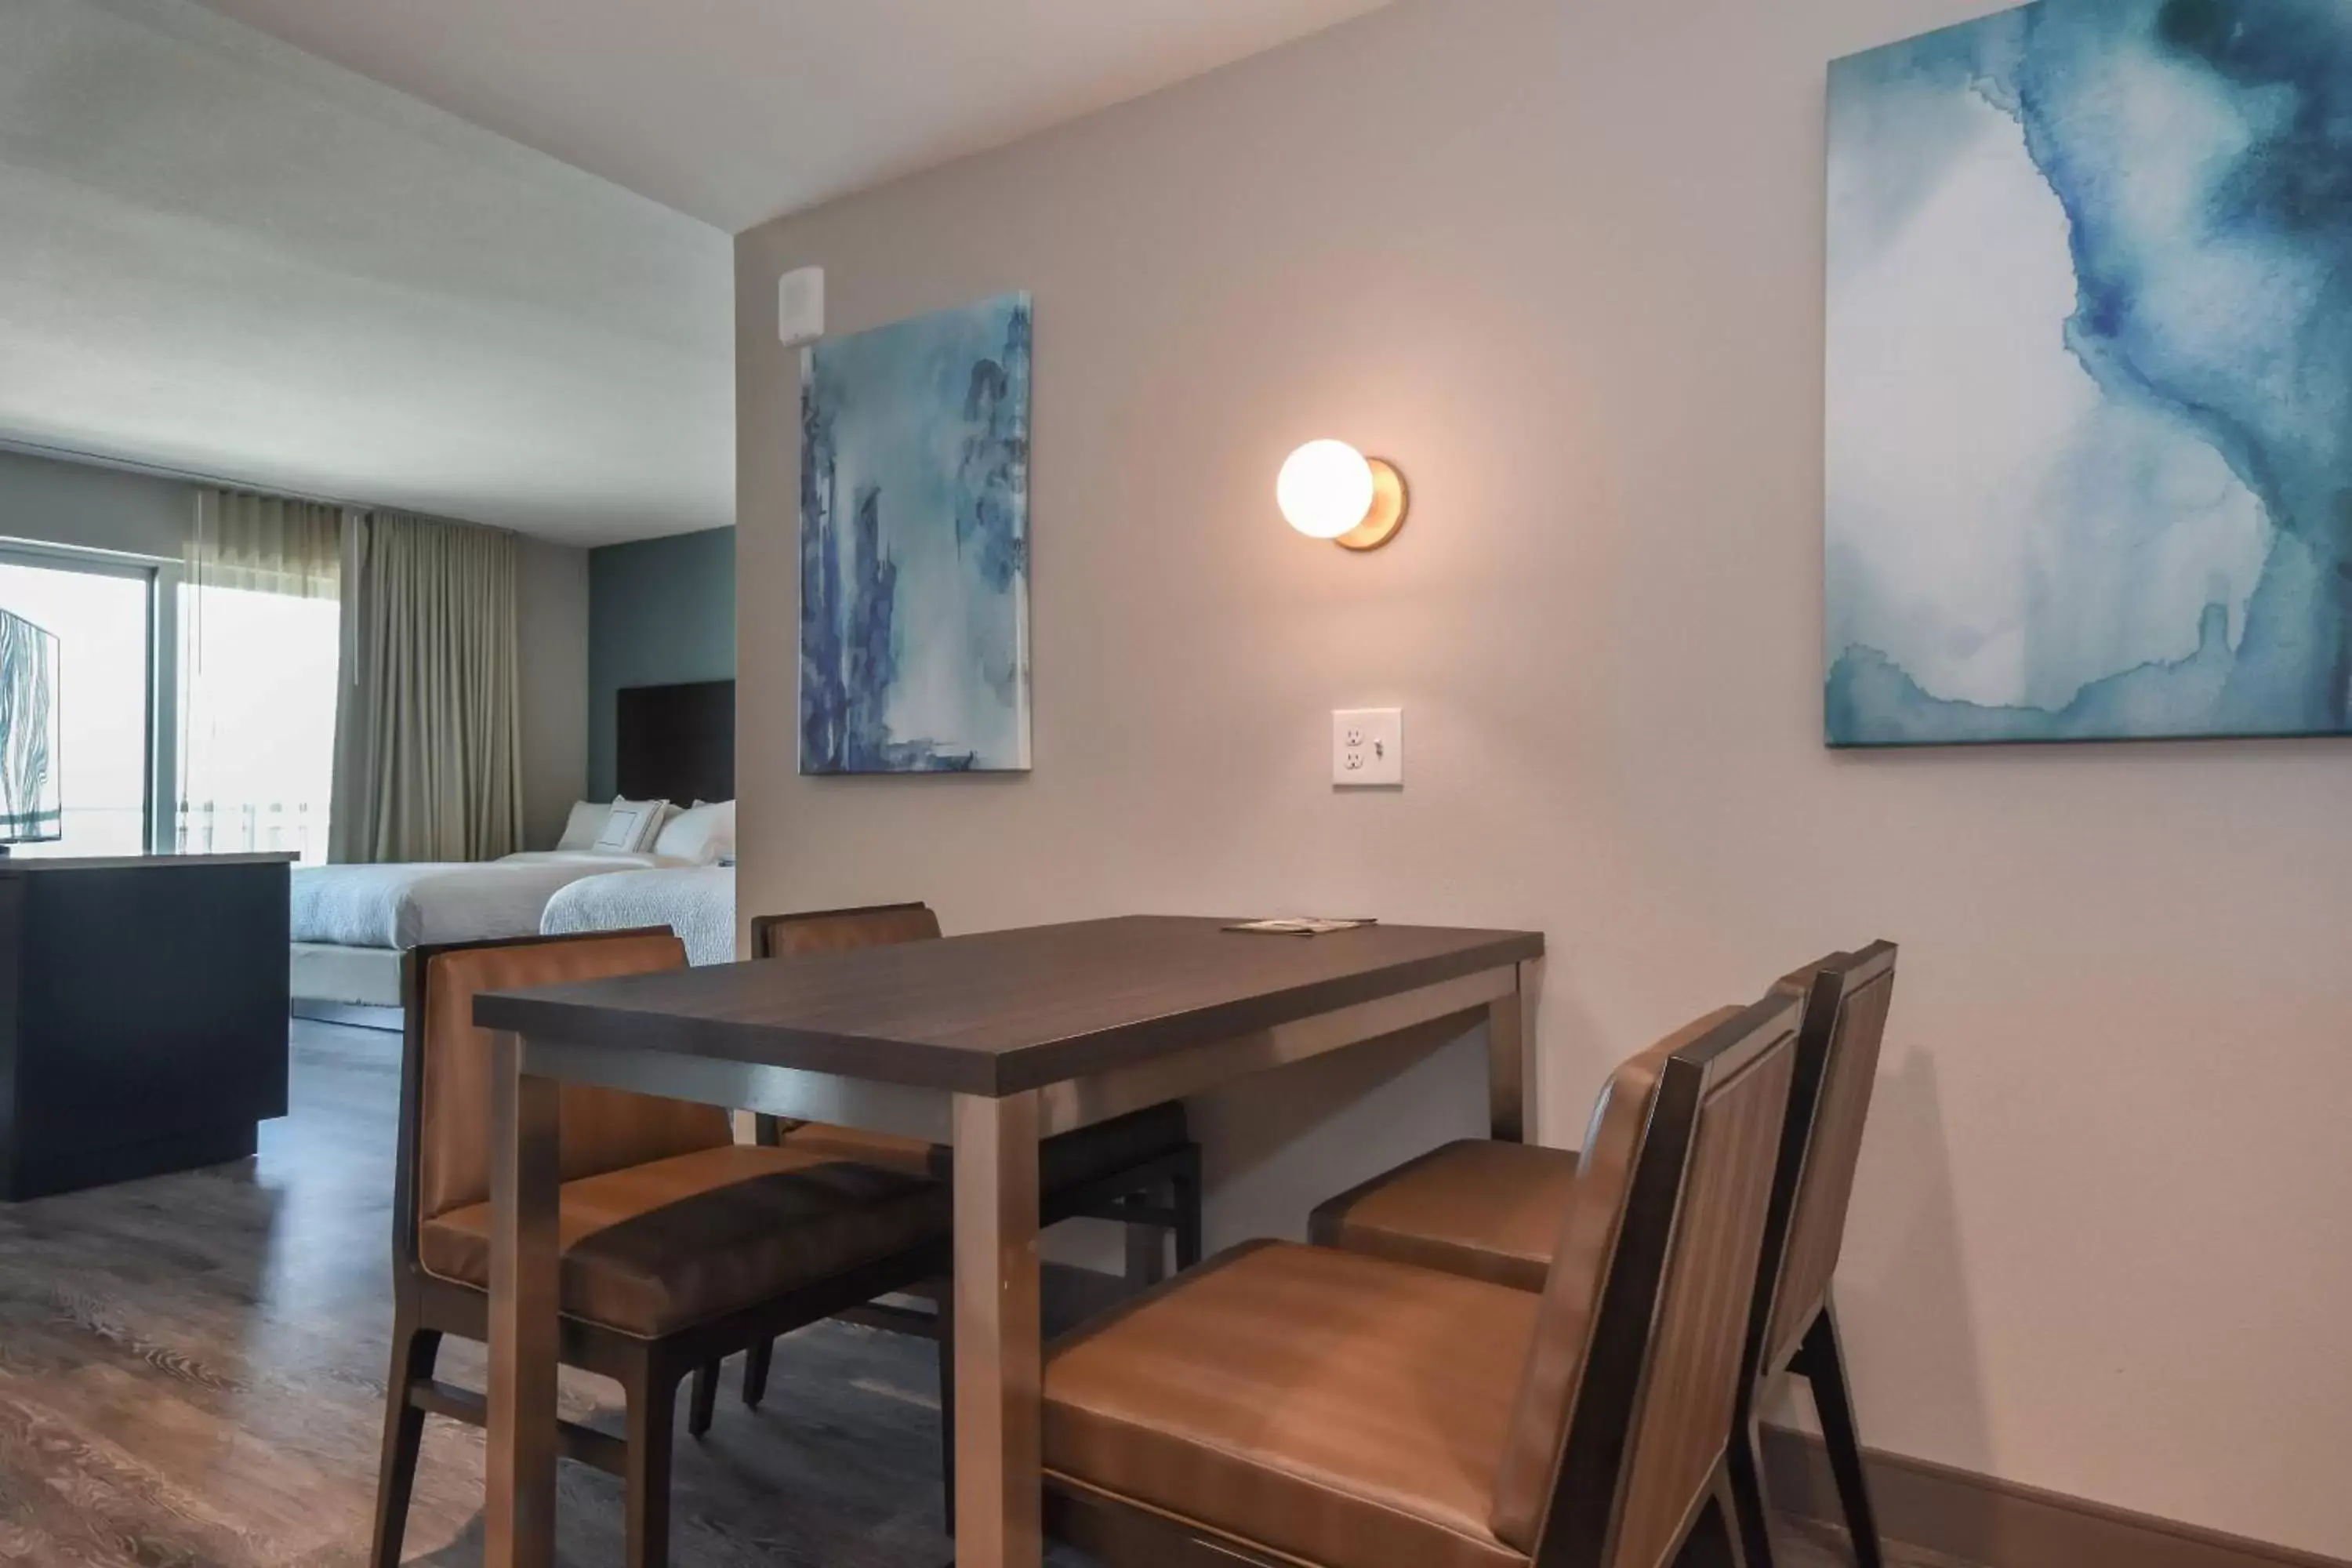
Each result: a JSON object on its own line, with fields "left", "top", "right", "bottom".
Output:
{"left": 516, "top": 963, "right": 1517, "bottom": 1142}
{"left": 1035, "top": 964, "right": 1514, "bottom": 1136}
{"left": 518, "top": 1037, "right": 958, "bottom": 1142}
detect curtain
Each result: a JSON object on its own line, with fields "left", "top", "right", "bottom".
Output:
{"left": 180, "top": 490, "right": 346, "bottom": 862}
{"left": 329, "top": 510, "right": 524, "bottom": 864}
{"left": 188, "top": 489, "right": 342, "bottom": 600}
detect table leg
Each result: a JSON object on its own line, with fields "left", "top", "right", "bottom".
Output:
{"left": 1488, "top": 958, "right": 1540, "bottom": 1143}
{"left": 951, "top": 1090, "right": 1044, "bottom": 1568}
{"left": 486, "top": 1031, "right": 561, "bottom": 1568}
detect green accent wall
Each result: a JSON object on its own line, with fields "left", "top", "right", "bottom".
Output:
{"left": 587, "top": 526, "right": 735, "bottom": 800}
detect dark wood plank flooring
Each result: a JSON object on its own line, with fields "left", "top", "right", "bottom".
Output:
{"left": 0, "top": 1021, "right": 1975, "bottom": 1567}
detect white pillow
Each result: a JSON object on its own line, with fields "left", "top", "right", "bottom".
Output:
{"left": 593, "top": 797, "right": 669, "bottom": 855}
{"left": 554, "top": 799, "right": 612, "bottom": 851}
{"left": 655, "top": 800, "right": 735, "bottom": 866}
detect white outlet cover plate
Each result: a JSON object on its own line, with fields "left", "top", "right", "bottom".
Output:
{"left": 1333, "top": 708, "right": 1403, "bottom": 787}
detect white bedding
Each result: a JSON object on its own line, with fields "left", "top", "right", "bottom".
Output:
{"left": 540, "top": 865, "right": 737, "bottom": 967}
{"left": 289, "top": 851, "right": 665, "bottom": 950}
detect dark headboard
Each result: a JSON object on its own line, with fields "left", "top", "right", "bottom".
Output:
{"left": 615, "top": 681, "right": 735, "bottom": 805}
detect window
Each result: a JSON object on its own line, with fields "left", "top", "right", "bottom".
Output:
{"left": 0, "top": 546, "right": 158, "bottom": 858}
{"left": 0, "top": 535, "right": 342, "bottom": 866}
{"left": 177, "top": 582, "right": 339, "bottom": 865}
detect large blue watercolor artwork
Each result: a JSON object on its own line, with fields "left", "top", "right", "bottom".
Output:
{"left": 1825, "top": 0, "right": 2352, "bottom": 746}
{"left": 800, "top": 294, "right": 1033, "bottom": 774}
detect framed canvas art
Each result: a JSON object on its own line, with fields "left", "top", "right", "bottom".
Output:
{"left": 1825, "top": 0, "right": 2352, "bottom": 746}
{"left": 800, "top": 292, "right": 1033, "bottom": 774}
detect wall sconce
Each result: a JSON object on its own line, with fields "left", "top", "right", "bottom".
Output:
{"left": 1278, "top": 440, "right": 1408, "bottom": 551}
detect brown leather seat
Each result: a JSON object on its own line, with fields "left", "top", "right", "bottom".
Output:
{"left": 1047, "top": 1242, "right": 1538, "bottom": 1568}
{"left": 1308, "top": 1006, "right": 1743, "bottom": 1294}
{"left": 1298, "top": 951, "right": 1904, "bottom": 1568}
{"left": 372, "top": 929, "right": 960, "bottom": 1568}
{"left": 420, "top": 1142, "right": 949, "bottom": 1337}
{"left": 1309, "top": 1138, "right": 1580, "bottom": 1292}
{"left": 1044, "top": 993, "right": 1802, "bottom": 1568}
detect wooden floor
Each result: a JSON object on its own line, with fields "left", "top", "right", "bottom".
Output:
{"left": 0, "top": 1021, "right": 1978, "bottom": 1568}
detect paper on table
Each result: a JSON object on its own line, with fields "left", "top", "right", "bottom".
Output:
{"left": 1223, "top": 918, "right": 1379, "bottom": 937}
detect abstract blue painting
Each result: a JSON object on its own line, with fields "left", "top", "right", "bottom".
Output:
{"left": 1825, "top": 0, "right": 2352, "bottom": 746}
{"left": 800, "top": 293, "right": 1032, "bottom": 774}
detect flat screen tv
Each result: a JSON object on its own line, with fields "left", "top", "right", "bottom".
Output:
{"left": 0, "top": 606, "right": 60, "bottom": 850}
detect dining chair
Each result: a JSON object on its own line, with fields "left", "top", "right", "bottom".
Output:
{"left": 1308, "top": 944, "right": 1901, "bottom": 1568}
{"left": 735, "top": 902, "right": 1206, "bottom": 1417}
{"left": 369, "top": 928, "right": 956, "bottom": 1568}
{"left": 1723, "top": 943, "right": 1898, "bottom": 1568}
{"left": 1040, "top": 989, "right": 1802, "bottom": 1568}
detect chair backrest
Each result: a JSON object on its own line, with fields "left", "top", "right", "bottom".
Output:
{"left": 1490, "top": 993, "right": 1801, "bottom": 1568}
{"left": 1756, "top": 942, "right": 1897, "bottom": 1374}
{"left": 750, "top": 902, "right": 942, "bottom": 960}
{"left": 395, "top": 929, "right": 731, "bottom": 1241}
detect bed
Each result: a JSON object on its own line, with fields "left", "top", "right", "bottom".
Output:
{"left": 539, "top": 863, "right": 737, "bottom": 967}
{"left": 289, "top": 851, "right": 668, "bottom": 1007}
{"left": 290, "top": 679, "right": 735, "bottom": 1018}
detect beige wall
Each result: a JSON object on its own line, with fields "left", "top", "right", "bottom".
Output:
{"left": 0, "top": 445, "right": 191, "bottom": 558}
{"left": 734, "top": 0, "right": 2352, "bottom": 1555}
{"left": 515, "top": 534, "right": 590, "bottom": 848}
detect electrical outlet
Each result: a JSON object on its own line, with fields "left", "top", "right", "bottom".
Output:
{"left": 1333, "top": 708, "right": 1403, "bottom": 787}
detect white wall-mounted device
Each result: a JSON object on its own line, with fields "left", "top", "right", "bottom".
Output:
{"left": 1333, "top": 709, "right": 1404, "bottom": 787}
{"left": 779, "top": 267, "right": 826, "bottom": 348}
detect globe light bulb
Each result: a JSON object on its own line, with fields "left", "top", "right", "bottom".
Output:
{"left": 1278, "top": 440, "right": 1377, "bottom": 540}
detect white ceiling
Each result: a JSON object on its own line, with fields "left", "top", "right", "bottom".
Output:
{"left": 6, "top": 0, "right": 1388, "bottom": 547}
{"left": 2, "top": 0, "right": 735, "bottom": 546}
{"left": 183, "top": 0, "right": 1396, "bottom": 233}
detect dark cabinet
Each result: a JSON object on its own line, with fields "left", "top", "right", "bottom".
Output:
{"left": 0, "top": 854, "right": 292, "bottom": 1200}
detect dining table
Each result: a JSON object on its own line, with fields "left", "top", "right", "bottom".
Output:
{"left": 471, "top": 913, "right": 1545, "bottom": 1568}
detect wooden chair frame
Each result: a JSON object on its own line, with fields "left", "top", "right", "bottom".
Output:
{"left": 1046, "top": 993, "right": 1802, "bottom": 1568}
{"left": 368, "top": 929, "right": 953, "bottom": 1568}
{"left": 1722, "top": 942, "right": 1899, "bottom": 1568}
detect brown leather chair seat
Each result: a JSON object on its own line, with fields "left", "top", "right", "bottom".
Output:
{"left": 1309, "top": 1139, "right": 1580, "bottom": 1293}
{"left": 422, "top": 1142, "right": 949, "bottom": 1337}
{"left": 775, "top": 1101, "right": 1190, "bottom": 1192}
{"left": 1306, "top": 1006, "right": 1745, "bottom": 1294}
{"left": 1044, "top": 1240, "right": 1544, "bottom": 1568}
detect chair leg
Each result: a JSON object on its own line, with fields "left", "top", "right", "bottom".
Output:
{"left": 742, "top": 1338, "right": 774, "bottom": 1410}
{"left": 1675, "top": 1464, "right": 1751, "bottom": 1568}
{"left": 688, "top": 1362, "right": 718, "bottom": 1439}
{"left": 625, "top": 1365, "right": 680, "bottom": 1568}
{"left": 1172, "top": 1145, "right": 1204, "bottom": 1271}
{"left": 1724, "top": 1402, "right": 1778, "bottom": 1568}
{"left": 1798, "top": 1296, "right": 1884, "bottom": 1568}
{"left": 1123, "top": 1199, "right": 1167, "bottom": 1288}
{"left": 935, "top": 1286, "right": 956, "bottom": 1535}
{"left": 368, "top": 1312, "right": 441, "bottom": 1568}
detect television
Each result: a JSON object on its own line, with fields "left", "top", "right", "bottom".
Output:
{"left": 0, "top": 606, "right": 60, "bottom": 851}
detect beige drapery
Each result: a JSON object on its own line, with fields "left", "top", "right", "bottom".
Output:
{"left": 188, "top": 488, "right": 343, "bottom": 600}
{"left": 182, "top": 490, "right": 347, "bottom": 862}
{"left": 329, "top": 510, "right": 525, "bottom": 864}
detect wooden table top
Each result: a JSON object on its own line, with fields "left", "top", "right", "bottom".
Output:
{"left": 474, "top": 915, "right": 1543, "bottom": 1097}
